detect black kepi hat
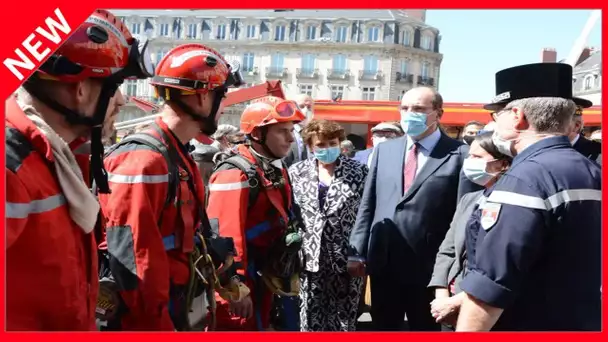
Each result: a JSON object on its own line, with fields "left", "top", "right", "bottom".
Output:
{"left": 484, "top": 63, "right": 593, "bottom": 111}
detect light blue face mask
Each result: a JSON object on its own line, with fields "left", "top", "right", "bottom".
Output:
{"left": 314, "top": 146, "right": 341, "bottom": 164}
{"left": 400, "top": 111, "right": 429, "bottom": 137}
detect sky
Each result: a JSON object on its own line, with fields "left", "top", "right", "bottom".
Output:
{"left": 425, "top": 10, "right": 602, "bottom": 102}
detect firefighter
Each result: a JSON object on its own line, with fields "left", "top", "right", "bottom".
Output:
{"left": 206, "top": 96, "right": 306, "bottom": 331}
{"left": 5, "top": 10, "right": 151, "bottom": 330}
{"left": 97, "top": 43, "right": 245, "bottom": 331}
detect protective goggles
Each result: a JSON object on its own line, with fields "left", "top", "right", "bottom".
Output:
{"left": 258, "top": 100, "right": 305, "bottom": 122}
{"left": 151, "top": 59, "right": 244, "bottom": 93}
{"left": 118, "top": 35, "right": 155, "bottom": 80}
{"left": 225, "top": 59, "right": 245, "bottom": 88}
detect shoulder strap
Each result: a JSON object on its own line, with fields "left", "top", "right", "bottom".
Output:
{"left": 102, "top": 126, "right": 181, "bottom": 226}
{"left": 214, "top": 154, "right": 261, "bottom": 209}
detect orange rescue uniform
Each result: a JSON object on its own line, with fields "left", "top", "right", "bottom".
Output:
{"left": 5, "top": 98, "right": 98, "bottom": 331}
{"left": 206, "top": 144, "right": 293, "bottom": 330}
{"left": 98, "top": 117, "right": 206, "bottom": 330}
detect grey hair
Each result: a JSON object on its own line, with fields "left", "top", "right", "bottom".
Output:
{"left": 212, "top": 124, "right": 239, "bottom": 140}
{"left": 505, "top": 97, "right": 576, "bottom": 134}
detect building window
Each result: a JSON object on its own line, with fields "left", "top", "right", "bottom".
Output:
{"left": 275, "top": 25, "right": 286, "bottom": 41}
{"left": 246, "top": 24, "right": 256, "bottom": 38}
{"left": 583, "top": 75, "right": 594, "bottom": 90}
{"left": 302, "top": 54, "right": 315, "bottom": 73}
{"left": 363, "top": 55, "right": 378, "bottom": 75}
{"left": 125, "top": 80, "right": 138, "bottom": 97}
{"left": 271, "top": 53, "right": 285, "bottom": 71}
{"left": 217, "top": 24, "right": 227, "bottom": 40}
{"left": 299, "top": 84, "right": 314, "bottom": 96}
{"left": 367, "top": 26, "right": 379, "bottom": 42}
{"left": 401, "top": 60, "right": 409, "bottom": 75}
{"left": 333, "top": 54, "right": 347, "bottom": 72}
{"left": 403, "top": 30, "right": 412, "bottom": 46}
{"left": 306, "top": 25, "right": 317, "bottom": 40}
{"left": 421, "top": 35, "right": 432, "bottom": 50}
{"left": 331, "top": 85, "right": 344, "bottom": 99}
{"left": 131, "top": 23, "right": 141, "bottom": 35}
{"left": 243, "top": 53, "right": 255, "bottom": 72}
{"left": 421, "top": 62, "right": 430, "bottom": 78}
{"left": 187, "top": 24, "right": 197, "bottom": 39}
{"left": 159, "top": 23, "right": 169, "bottom": 36}
{"left": 362, "top": 87, "right": 375, "bottom": 101}
{"left": 335, "top": 26, "right": 348, "bottom": 43}
{"left": 156, "top": 49, "right": 169, "bottom": 66}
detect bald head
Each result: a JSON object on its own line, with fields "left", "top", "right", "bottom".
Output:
{"left": 294, "top": 94, "right": 314, "bottom": 109}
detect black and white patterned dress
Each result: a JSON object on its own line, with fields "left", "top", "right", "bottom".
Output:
{"left": 288, "top": 156, "right": 368, "bottom": 331}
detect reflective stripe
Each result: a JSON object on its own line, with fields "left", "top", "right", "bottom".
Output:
{"left": 108, "top": 172, "right": 168, "bottom": 184}
{"left": 546, "top": 189, "right": 602, "bottom": 209}
{"left": 6, "top": 194, "right": 66, "bottom": 219}
{"left": 208, "top": 181, "right": 249, "bottom": 191}
{"left": 488, "top": 189, "right": 602, "bottom": 210}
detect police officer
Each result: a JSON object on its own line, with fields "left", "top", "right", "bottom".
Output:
{"left": 455, "top": 63, "right": 602, "bottom": 331}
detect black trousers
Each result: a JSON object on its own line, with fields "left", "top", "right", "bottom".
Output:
{"left": 369, "top": 273, "right": 440, "bottom": 331}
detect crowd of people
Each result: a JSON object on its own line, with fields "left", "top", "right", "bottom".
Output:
{"left": 5, "top": 11, "right": 602, "bottom": 332}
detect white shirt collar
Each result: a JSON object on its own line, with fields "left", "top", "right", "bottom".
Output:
{"left": 570, "top": 134, "right": 580, "bottom": 146}
{"left": 407, "top": 128, "right": 442, "bottom": 153}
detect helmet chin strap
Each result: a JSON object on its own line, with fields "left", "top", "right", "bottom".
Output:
{"left": 248, "top": 128, "right": 282, "bottom": 160}
{"left": 23, "top": 76, "right": 118, "bottom": 194}
{"left": 171, "top": 89, "right": 225, "bottom": 136}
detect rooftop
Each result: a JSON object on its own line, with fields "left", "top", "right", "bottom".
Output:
{"left": 110, "top": 9, "right": 435, "bottom": 28}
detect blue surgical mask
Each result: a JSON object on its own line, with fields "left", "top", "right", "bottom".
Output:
{"left": 462, "top": 158, "right": 498, "bottom": 186}
{"left": 314, "top": 146, "right": 341, "bottom": 164}
{"left": 400, "top": 111, "right": 429, "bottom": 137}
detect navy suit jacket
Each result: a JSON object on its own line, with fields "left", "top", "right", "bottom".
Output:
{"left": 349, "top": 132, "right": 481, "bottom": 280}
{"left": 353, "top": 148, "right": 373, "bottom": 166}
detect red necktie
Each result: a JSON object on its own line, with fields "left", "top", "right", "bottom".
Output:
{"left": 403, "top": 143, "right": 418, "bottom": 194}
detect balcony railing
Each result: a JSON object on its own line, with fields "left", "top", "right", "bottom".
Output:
{"left": 265, "top": 67, "right": 288, "bottom": 78}
{"left": 296, "top": 68, "right": 320, "bottom": 79}
{"left": 396, "top": 72, "right": 414, "bottom": 83}
{"left": 417, "top": 75, "right": 435, "bottom": 86}
{"left": 326, "top": 68, "right": 350, "bottom": 80}
{"left": 358, "top": 70, "right": 383, "bottom": 81}
{"left": 243, "top": 66, "right": 259, "bottom": 76}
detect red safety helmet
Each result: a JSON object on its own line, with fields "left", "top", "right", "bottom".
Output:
{"left": 150, "top": 44, "right": 243, "bottom": 98}
{"left": 240, "top": 96, "right": 306, "bottom": 134}
{"left": 36, "top": 9, "right": 154, "bottom": 83}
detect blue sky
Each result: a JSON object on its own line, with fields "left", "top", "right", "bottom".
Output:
{"left": 426, "top": 10, "right": 602, "bottom": 103}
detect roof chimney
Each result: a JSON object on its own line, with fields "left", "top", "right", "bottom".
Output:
{"left": 576, "top": 47, "right": 592, "bottom": 66}
{"left": 541, "top": 48, "right": 557, "bottom": 63}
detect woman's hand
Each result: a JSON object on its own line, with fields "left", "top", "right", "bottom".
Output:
{"left": 430, "top": 295, "right": 462, "bottom": 324}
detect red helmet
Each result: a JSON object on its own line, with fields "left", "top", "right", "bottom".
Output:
{"left": 150, "top": 43, "right": 243, "bottom": 97}
{"left": 240, "top": 96, "right": 306, "bottom": 134}
{"left": 36, "top": 9, "right": 154, "bottom": 83}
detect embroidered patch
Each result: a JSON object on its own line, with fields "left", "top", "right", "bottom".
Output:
{"left": 480, "top": 202, "right": 502, "bottom": 231}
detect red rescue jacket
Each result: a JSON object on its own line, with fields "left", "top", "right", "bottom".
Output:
{"left": 98, "top": 117, "right": 206, "bottom": 331}
{"left": 5, "top": 98, "right": 98, "bottom": 331}
{"left": 206, "top": 145, "right": 293, "bottom": 330}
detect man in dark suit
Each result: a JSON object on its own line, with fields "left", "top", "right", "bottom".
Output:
{"left": 348, "top": 86, "right": 477, "bottom": 331}
{"left": 353, "top": 122, "right": 403, "bottom": 167}
{"left": 569, "top": 106, "right": 601, "bottom": 166}
{"left": 284, "top": 94, "right": 314, "bottom": 167}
